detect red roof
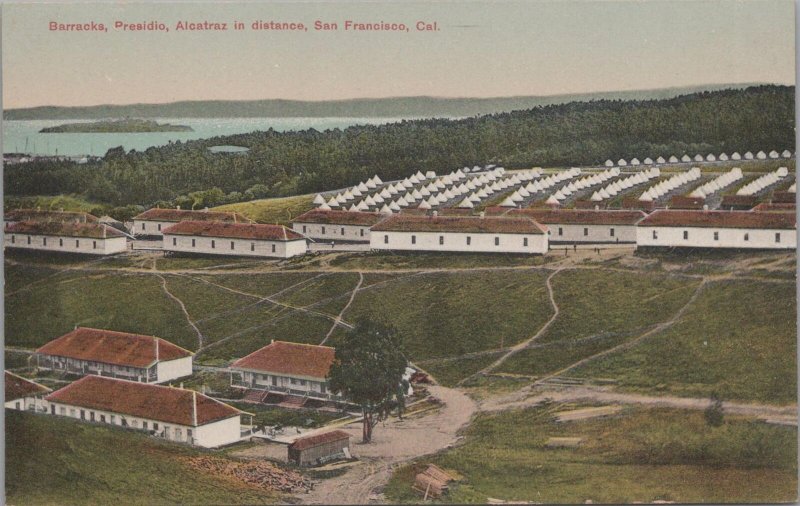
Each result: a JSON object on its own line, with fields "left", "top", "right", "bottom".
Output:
{"left": 36, "top": 327, "right": 192, "bottom": 368}
{"left": 669, "top": 196, "right": 706, "bottom": 210}
{"left": 370, "top": 215, "right": 547, "bottom": 235}
{"left": 294, "top": 210, "right": 387, "bottom": 227}
{"left": 505, "top": 209, "right": 646, "bottom": 225}
{"left": 720, "top": 195, "right": 757, "bottom": 208}
{"left": 4, "top": 209, "right": 98, "bottom": 223}
{"left": 133, "top": 208, "right": 250, "bottom": 223}
{"left": 5, "top": 371, "right": 50, "bottom": 401}
{"left": 771, "top": 192, "right": 796, "bottom": 204}
{"left": 162, "top": 221, "right": 304, "bottom": 241}
{"left": 638, "top": 210, "right": 796, "bottom": 229}
{"left": 45, "top": 376, "right": 240, "bottom": 427}
{"left": 753, "top": 202, "right": 797, "bottom": 212}
{"left": 5, "top": 221, "right": 125, "bottom": 239}
{"left": 289, "top": 430, "right": 350, "bottom": 451}
{"left": 231, "top": 341, "right": 335, "bottom": 380}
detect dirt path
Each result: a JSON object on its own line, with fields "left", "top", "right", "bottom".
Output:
{"left": 155, "top": 274, "right": 205, "bottom": 349}
{"left": 300, "top": 385, "right": 476, "bottom": 505}
{"left": 458, "top": 268, "right": 562, "bottom": 385}
{"left": 321, "top": 272, "right": 363, "bottom": 345}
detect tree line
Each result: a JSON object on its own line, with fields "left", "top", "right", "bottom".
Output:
{"left": 5, "top": 85, "right": 794, "bottom": 210}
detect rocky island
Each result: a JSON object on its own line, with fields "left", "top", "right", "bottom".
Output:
{"left": 40, "top": 119, "right": 193, "bottom": 133}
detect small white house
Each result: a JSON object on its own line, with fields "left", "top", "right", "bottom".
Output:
{"left": 44, "top": 376, "right": 245, "bottom": 448}
{"left": 162, "top": 221, "right": 307, "bottom": 258}
{"left": 5, "top": 221, "right": 128, "bottom": 255}
{"left": 506, "top": 209, "right": 646, "bottom": 244}
{"left": 5, "top": 371, "right": 50, "bottom": 412}
{"left": 636, "top": 210, "right": 796, "bottom": 250}
{"left": 132, "top": 208, "right": 251, "bottom": 238}
{"left": 370, "top": 214, "right": 549, "bottom": 254}
{"left": 36, "top": 327, "right": 194, "bottom": 384}
{"left": 292, "top": 210, "right": 388, "bottom": 243}
{"left": 230, "top": 340, "right": 343, "bottom": 402}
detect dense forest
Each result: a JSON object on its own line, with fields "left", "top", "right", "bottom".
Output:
{"left": 5, "top": 85, "right": 794, "bottom": 212}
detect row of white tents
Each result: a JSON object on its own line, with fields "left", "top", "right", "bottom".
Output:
{"left": 736, "top": 167, "right": 790, "bottom": 197}
{"left": 605, "top": 149, "right": 793, "bottom": 167}
{"left": 688, "top": 168, "right": 743, "bottom": 199}
{"left": 589, "top": 167, "right": 660, "bottom": 202}
{"left": 454, "top": 168, "right": 545, "bottom": 209}
{"left": 639, "top": 167, "right": 702, "bottom": 202}
{"left": 496, "top": 168, "right": 581, "bottom": 207}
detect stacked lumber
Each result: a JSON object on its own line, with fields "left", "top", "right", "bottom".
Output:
{"left": 413, "top": 463, "right": 454, "bottom": 498}
{"left": 182, "top": 456, "right": 312, "bottom": 493}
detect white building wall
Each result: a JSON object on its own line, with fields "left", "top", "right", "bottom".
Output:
{"left": 194, "top": 416, "right": 241, "bottom": 448}
{"left": 155, "top": 356, "right": 193, "bottom": 383}
{"left": 133, "top": 219, "right": 177, "bottom": 237}
{"left": 636, "top": 226, "right": 797, "bottom": 250}
{"left": 292, "top": 222, "right": 372, "bottom": 242}
{"left": 5, "top": 233, "right": 128, "bottom": 255}
{"left": 546, "top": 224, "right": 637, "bottom": 244}
{"left": 163, "top": 234, "right": 307, "bottom": 258}
{"left": 239, "top": 370, "right": 334, "bottom": 396}
{"left": 5, "top": 397, "right": 45, "bottom": 411}
{"left": 370, "top": 231, "right": 548, "bottom": 254}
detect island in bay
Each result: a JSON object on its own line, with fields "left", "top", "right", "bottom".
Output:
{"left": 39, "top": 118, "right": 194, "bottom": 133}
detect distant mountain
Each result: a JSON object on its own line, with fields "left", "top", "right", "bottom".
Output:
{"left": 4, "top": 83, "right": 768, "bottom": 120}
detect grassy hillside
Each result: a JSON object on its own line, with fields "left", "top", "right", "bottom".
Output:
{"left": 213, "top": 194, "right": 314, "bottom": 225}
{"left": 6, "top": 411, "right": 281, "bottom": 505}
{"left": 385, "top": 405, "right": 797, "bottom": 504}
{"left": 571, "top": 279, "right": 798, "bottom": 404}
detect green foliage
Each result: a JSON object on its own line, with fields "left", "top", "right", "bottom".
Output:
{"left": 705, "top": 392, "right": 725, "bottom": 427}
{"left": 5, "top": 86, "right": 794, "bottom": 207}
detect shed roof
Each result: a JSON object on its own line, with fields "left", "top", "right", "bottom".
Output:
{"left": 36, "top": 327, "right": 192, "bottom": 368}
{"left": 5, "top": 221, "right": 125, "bottom": 239}
{"left": 289, "top": 430, "right": 350, "bottom": 451}
{"left": 638, "top": 210, "right": 796, "bottom": 229}
{"left": 294, "top": 210, "right": 387, "bottom": 227}
{"left": 5, "top": 371, "right": 50, "bottom": 402}
{"left": 45, "top": 376, "right": 240, "bottom": 427}
{"left": 162, "top": 221, "right": 304, "bottom": 241}
{"left": 231, "top": 341, "right": 335, "bottom": 380}
{"left": 133, "top": 208, "right": 250, "bottom": 223}
{"left": 371, "top": 215, "right": 547, "bottom": 235}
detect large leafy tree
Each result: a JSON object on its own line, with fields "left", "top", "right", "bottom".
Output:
{"left": 327, "top": 319, "right": 408, "bottom": 443}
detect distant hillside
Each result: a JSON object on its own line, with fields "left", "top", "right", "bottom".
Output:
{"left": 5, "top": 83, "right": 766, "bottom": 120}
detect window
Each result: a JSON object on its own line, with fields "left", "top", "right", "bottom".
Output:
{"left": 610, "top": 228, "right": 615, "bottom": 237}
{"left": 111, "top": 415, "right": 115, "bottom": 424}
{"left": 76, "top": 239, "right": 80, "bottom": 248}
{"left": 43, "top": 237, "right": 47, "bottom": 246}
{"left": 171, "top": 237, "right": 176, "bottom": 246}
{"left": 59, "top": 238, "right": 63, "bottom": 246}
{"left": 70, "top": 409, "right": 76, "bottom": 417}
{"left": 10, "top": 235, "right": 14, "bottom": 244}
{"left": 652, "top": 231, "right": 658, "bottom": 240}
{"left": 27, "top": 236, "right": 31, "bottom": 245}
{"left": 411, "top": 235, "right": 416, "bottom": 244}
{"left": 683, "top": 231, "right": 689, "bottom": 240}
{"left": 230, "top": 241, "right": 235, "bottom": 250}
{"left": 142, "top": 223, "right": 146, "bottom": 230}
{"left": 494, "top": 237, "right": 500, "bottom": 246}
{"left": 143, "top": 421, "right": 148, "bottom": 430}
{"left": 90, "top": 411, "right": 95, "bottom": 421}
{"left": 59, "top": 407, "right": 66, "bottom": 415}
{"left": 153, "top": 423, "right": 159, "bottom": 430}
{"left": 271, "top": 244, "right": 276, "bottom": 253}
{"left": 211, "top": 240, "right": 216, "bottom": 249}
{"left": 744, "top": 233, "right": 749, "bottom": 241}
{"left": 341, "top": 227, "right": 345, "bottom": 236}
{"left": 191, "top": 238, "right": 196, "bottom": 247}
{"left": 93, "top": 241, "right": 97, "bottom": 249}
{"left": 558, "top": 227, "right": 563, "bottom": 236}
{"left": 466, "top": 236, "right": 471, "bottom": 245}
{"left": 583, "top": 228, "right": 588, "bottom": 236}
{"left": 302, "top": 225, "right": 307, "bottom": 233}
{"left": 100, "top": 414, "right": 106, "bottom": 423}
{"left": 524, "top": 237, "right": 529, "bottom": 247}
{"left": 157, "top": 224, "right": 162, "bottom": 231}
{"left": 360, "top": 229, "right": 365, "bottom": 237}
{"left": 439, "top": 236, "right": 444, "bottom": 245}
{"left": 251, "top": 242, "right": 255, "bottom": 251}
{"left": 776, "top": 233, "right": 781, "bottom": 243}
{"left": 384, "top": 235, "right": 389, "bottom": 244}
{"left": 322, "top": 226, "right": 326, "bottom": 234}
{"left": 299, "top": 379, "right": 306, "bottom": 386}
{"left": 713, "top": 231, "right": 719, "bottom": 241}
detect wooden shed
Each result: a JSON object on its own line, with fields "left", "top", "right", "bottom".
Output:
{"left": 288, "top": 430, "right": 350, "bottom": 467}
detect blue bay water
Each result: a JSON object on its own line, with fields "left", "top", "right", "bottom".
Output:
{"left": 2, "top": 117, "right": 420, "bottom": 157}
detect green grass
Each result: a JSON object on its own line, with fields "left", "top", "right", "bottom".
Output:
{"left": 195, "top": 272, "right": 320, "bottom": 298}
{"left": 328, "top": 251, "right": 554, "bottom": 270}
{"left": 5, "top": 194, "right": 107, "bottom": 214}
{"left": 417, "top": 353, "right": 504, "bottom": 387}
{"left": 385, "top": 404, "right": 797, "bottom": 504}
{"left": 5, "top": 271, "right": 200, "bottom": 351}
{"left": 6, "top": 411, "right": 281, "bottom": 505}
{"left": 498, "top": 269, "right": 700, "bottom": 377}
{"left": 571, "top": 280, "right": 797, "bottom": 404}
{"left": 342, "top": 270, "right": 553, "bottom": 361}
{"left": 155, "top": 256, "right": 271, "bottom": 271}
{"left": 5, "top": 350, "right": 34, "bottom": 369}
{"left": 214, "top": 194, "right": 315, "bottom": 225}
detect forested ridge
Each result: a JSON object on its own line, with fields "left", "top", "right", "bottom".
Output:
{"left": 5, "top": 85, "right": 794, "bottom": 210}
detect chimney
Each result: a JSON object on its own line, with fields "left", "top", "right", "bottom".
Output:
{"left": 155, "top": 337, "right": 159, "bottom": 361}
{"left": 176, "top": 205, "right": 181, "bottom": 210}
{"left": 703, "top": 204, "right": 709, "bottom": 212}
{"left": 192, "top": 391, "right": 198, "bottom": 426}
{"left": 271, "top": 339, "right": 274, "bottom": 344}
{"left": 432, "top": 210, "right": 438, "bottom": 217}
{"left": 594, "top": 205, "right": 599, "bottom": 211}
{"left": 479, "top": 211, "right": 485, "bottom": 219}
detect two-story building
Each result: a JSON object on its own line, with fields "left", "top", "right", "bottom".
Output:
{"left": 501, "top": 208, "right": 646, "bottom": 244}
{"left": 291, "top": 210, "right": 387, "bottom": 243}
{"left": 44, "top": 375, "right": 245, "bottom": 448}
{"left": 162, "top": 221, "right": 307, "bottom": 258}
{"left": 5, "top": 221, "right": 128, "bottom": 255}
{"left": 132, "top": 208, "right": 251, "bottom": 238}
{"left": 35, "top": 327, "right": 194, "bottom": 383}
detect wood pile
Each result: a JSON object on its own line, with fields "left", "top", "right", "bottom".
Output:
{"left": 182, "top": 456, "right": 312, "bottom": 493}
{"left": 413, "top": 463, "right": 454, "bottom": 499}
